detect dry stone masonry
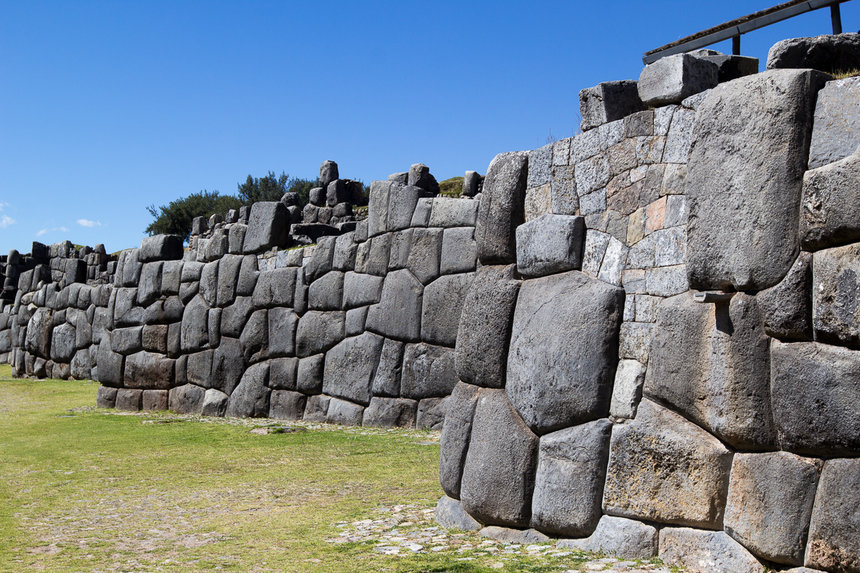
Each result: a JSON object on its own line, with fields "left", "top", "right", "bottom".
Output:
{"left": 1, "top": 34, "right": 859, "bottom": 573}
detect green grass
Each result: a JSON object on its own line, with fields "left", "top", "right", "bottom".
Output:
{"left": 0, "top": 366, "right": 622, "bottom": 572}
{"left": 833, "top": 68, "right": 860, "bottom": 79}
{"left": 439, "top": 177, "right": 464, "bottom": 198}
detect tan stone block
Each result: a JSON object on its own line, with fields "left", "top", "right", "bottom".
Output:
{"left": 645, "top": 197, "right": 667, "bottom": 232}
{"left": 524, "top": 183, "right": 552, "bottom": 222}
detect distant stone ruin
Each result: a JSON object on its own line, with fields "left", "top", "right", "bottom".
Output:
{"left": 1, "top": 33, "right": 859, "bottom": 573}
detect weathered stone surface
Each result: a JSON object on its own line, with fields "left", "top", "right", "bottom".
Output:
{"left": 239, "top": 308, "right": 267, "bottom": 363}
{"left": 770, "top": 340, "right": 860, "bottom": 455}
{"left": 139, "top": 234, "right": 182, "bottom": 262}
{"left": 243, "top": 201, "right": 290, "bottom": 253}
{"left": 362, "top": 234, "right": 391, "bottom": 276}
{"left": 96, "top": 338, "right": 124, "bottom": 386}
{"left": 801, "top": 150, "right": 860, "bottom": 251}
{"left": 362, "top": 397, "right": 417, "bottom": 428}
{"left": 603, "top": 399, "right": 733, "bottom": 528}
{"left": 169, "top": 384, "right": 205, "bottom": 415}
{"left": 219, "top": 295, "right": 253, "bottom": 338}
{"left": 805, "top": 458, "right": 860, "bottom": 573}
{"left": 332, "top": 232, "right": 357, "bottom": 271}
{"left": 180, "top": 295, "right": 208, "bottom": 352}
{"left": 440, "top": 227, "right": 477, "bottom": 275}
{"left": 475, "top": 152, "right": 527, "bottom": 265}
{"left": 507, "top": 271, "right": 623, "bottom": 434}
{"left": 325, "top": 397, "right": 364, "bottom": 426}
{"left": 408, "top": 163, "right": 440, "bottom": 195}
{"left": 638, "top": 53, "right": 718, "bottom": 106}
{"left": 421, "top": 273, "right": 474, "bottom": 347}
{"left": 724, "top": 452, "right": 821, "bottom": 566}
{"left": 307, "top": 270, "right": 343, "bottom": 311}
{"left": 96, "top": 385, "right": 117, "bottom": 408}
{"left": 659, "top": 528, "right": 765, "bottom": 573}
{"left": 215, "top": 254, "right": 242, "bottom": 307}
{"left": 479, "top": 527, "right": 549, "bottom": 544}
{"left": 814, "top": 242, "right": 860, "bottom": 348}
{"left": 111, "top": 326, "right": 143, "bottom": 355}
{"left": 455, "top": 265, "right": 520, "bottom": 388}
{"left": 435, "top": 495, "right": 481, "bottom": 531}
{"left": 319, "top": 160, "right": 339, "bottom": 187}
{"left": 236, "top": 255, "right": 258, "bottom": 296}
{"left": 323, "top": 332, "right": 384, "bottom": 405}
{"left": 268, "top": 356, "right": 297, "bottom": 390}
{"left": 365, "top": 269, "right": 423, "bottom": 342}
{"left": 142, "top": 389, "right": 168, "bottom": 411}
{"left": 342, "top": 271, "right": 383, "bottom": 309}
{"left": 267, "top": 307, "right": 297, "bottom": 357}
{"left": 401, "top": 343, "right": 458, "bottom": 399}
{"left": 371, "top": 338, "right": 403, "bottom": 397}
{"left": 124, "top": 351, "right": 174, "bottom": 389}
{"left": 759, "top": 252, "right": 812, "bottom": 341}
{"left": 767, "top": 32, "right": 860, "bottom": 74}
{"left": 269, "top": 390, "right": 306, "bottom": 420}
{"left": 428, "top": 197, "right": 479, "bottom": 228}
{"left": 530, "top": 420, "right": 612, "bottom": 537}
{"left": 460, "top": 390, "right": 539, "bottom": 528}
{"left": 690, "top": 49, "right": 759, "bottom": 82}
{"left": 296, "top": 354, "right": 324, "bottom": 393}
{"left": 406, "top": 228, "right": 442, "bottom": 285}
{"left": 579, "top": 80, "right": 644, "bottom": 132}
{"left": 809, "top": 77, "right": 860, "bottom": 169}
{"left": 201, "top": 388, "right": 228, "bottom": 417}
{"left": 416, "top": 397, "right": 446, "bottom": 430}
{"left": 367, "top": 180, "right": 391, "bottom": 237}
{"left": 295, "top": 310, "right": 345, "bottom": 357}
{"left": 115, "top": 388, "right": 142, "bottom": 411}
{"left": 225, "top": 362, "right": 270, "bottom": 417}
{"left": 25, "top": 308, "right": 52, "bottom": 358}
{"left": 50, "top": 322, "right": 76, "bottom": 363}
{"left": 644, "top": 292, "right": 776, "bottom": 450}
{"left": 345, "top": 306, "right": 367, "bottom": 336}
{"left": 388, "top": 183, "right": 434, "bottom": 231}
{"left": 462, "top": 171, "right": 482, "bottom": 197}
{"left": 251, "top": 267, "right": 297, "bottom": 308}
{"left": 198, "top": 260, "right": 219, "bottom": 306}
{"left": 686, "top": 69, "right": 829, "bottom": 291}
{"left": 558, "top": 515, "right": 658, "bottom": 560}
{"left": 609, "top": 359, "right": 645, "bottom": 420}
{"left": 515, "top": 214, "right": 585, "bottom": 277}
{"left": 137, "top": 262, "right": 162, "bottom": 306}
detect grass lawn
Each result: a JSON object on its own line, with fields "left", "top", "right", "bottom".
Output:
{"left": 0, "top": 365, "right": 626, "bottom": 572}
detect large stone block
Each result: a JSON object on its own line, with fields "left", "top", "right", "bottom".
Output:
{"left": 475, "top": 152, "right": 527, "bottom": 265}
{"left": 225, "top": 362, "right": 270, "bottom": 417}
{"left": 805, "top": 458, "right": 860, "bottom": 573}
{"left": 758, "top": 252, "right": 813, "bottom": 341}
{"left": 362, "top": 397, "right": 417, "bottom": 428}
{"left": 809, "top": 76, "right": 860, "bottom": 169}
{"left": 239, "top": 309, "right": 268, "bottom": 363}
{"left": 124, "top": 351, "right": 174, "bottom": 389}
{"left": 325, "top": 397, "right": 364, "bottom": 425}
{"left": 342, "top": 271, "right": 383, "bottom": 309}
{"left": 507, "top": 271, "right": 623, "bottom": 434}
{"left": 308, "top": 270, "right": 344, "bottom": 310}
{"left": 515, "top": 214, "right": 585, "bottom": 278}
{"left": 295, "top": 310, "right": 345, "bottom": 357}
{"left": 111, "top": 326, "right": 143, "bottom": 355}
{"left": 435, "top": 495, "right": 481, "bottom": 531}
{"left": 557, "top": 515, "right": 658, "bottom": 560}
{"left": 401, "top": 342, "right": 458, "bottom": 399}
{"left": 421, "top": 273, "right": 474, "bottom": 347}
{"left": 428, "top": 197, "right": 479, "bottom": 228}
{"left": 770, "top": 340, "right": 860, "bottom": 455}
{"left": 460, "top": 389, "right": 539, "bottom": 528}
{"left": 579, "top": 80, "right": 644, "bottom": 132}
{"left": 530, "top": 420, "right": 612, "bottom": 537}
{"left": 25, "top": 308, "right": 52, "bottom": 358}
{"left": 322, "top": 332, "right": 384, "bottom": 405}
{"left": 215, "top": 254, "right": 242, "bottom": 307}
{"left": 406, "top": 228, "right": 442, "bottom": 284}
{"left": 137, "top": 262, "right": 163, "bottom": 307}
{"left": 638, "top": 53, "right": 718, "bottom": 106}
{"left": 303, "top": 236, "right": 335, "bottom": 283}
{"left": 242, "top": 201, "right": 290, "bottom": 253}
{"left": 251, "top": 267, "right": 297, "bottom": 308}
{"left": 267, "top": 307, "right": 297, "bottom": 357}
{"left": 211, "top": 337, "right": 244, "bottom": 394}
{"left": 455, "top": 265, "right": 520, "bottom": 388}
{"left": 365, "top": 269, "right": 423, "bottom": 342}
{"left": 269, "top": 390, "right": 306, "bottom": 420}
{"left": 180, "top": 295, "right": 209, "bottom": 352}
{"left": 50, "top": 322, "right": 76, "bottom": 363}
{"left": 219, "top": 295, "right": 253, "bottom": 338}
{"left": 371, "top": 338, "right": 403, "bottom": 397}
{"left": 767, "top": 32, "right": 860, "bottom": 74}
{"left": 367, "top": 180, "right": 390, "bottom": 238}
{"left": 440, "top": 227, "right": 477, "bottom": 275}
{"left": 801, "top": 150, "right": 860, "bottom": 251}
{"left": 416, "top": 397, "right": 446, "bottom": 430}
{"left": 296, "top": 354, "right": 324, "bottom": 393}
{"left": 388, "top": 183, "right": 434, "bottom": 231}
{"left": 96, "top": 338, "right": 124, "bottom": 386}
{"left": 115, "top": 388, "right": 142, "bottom": 411}
{"left": 686, "top": 69, "right": 829, "bottom": 291}
{"left": 139, "top": 234, "right": 183, "bottom": 262}
{"left": 813, "top": 241, "right": 860, "bottom": 348}
{"left": 201, "top": 388, "right": 228, "bottom": 417}
{"left": 724, "top": 452, "right": 821, "bottom": 566}
{"left": 169, "top": 383, "right": 205, "bottom": 415}
{"left": 603, "top": 399, "right": 733, "bottom": 529}
{"left": 644, "top": 292, "right": 776, "bottom": 450}
{"left": 659, "top": 528, "right": 765, "bottom": 573}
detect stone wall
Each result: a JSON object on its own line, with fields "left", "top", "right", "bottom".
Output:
{"left": 1, "top": 34, "right": 859, "bottom": 573}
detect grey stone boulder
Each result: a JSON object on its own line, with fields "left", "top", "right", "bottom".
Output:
{"left": 428, "top": 197, "right": 479, "bottom": 228}
{"left": 365, "top": 269, "right": 423, "bottom": 342}
{"left": 142, "top": 390, "right": 169, "bottom": 411}
{"left": 326, "top": 180, "right": 351, "bottom": 206}
{"left": 50, "top": 322, "right": 76, "bottom": 363}
{"left": 25, "top": 308, "right": 52, "bottom": 358}
{"left": 805, "top": 458, "right": 860, "bottom": 573}
{"left": 758, "top": 252, "right": 813, "bottom": 341}
{"left": 686, "top": 69, "right": 830, "bottom": 291}
{"left": 579, "top": 80, "right": 644, "bottom": 132}
{"left": 475, "top": 151, "right": 527, "bottom": 265}
{"left": 408, "top": 163, "right": 440, "bottom": 194}
{"left": 267, "top": 307, "right": 297, "bottom": 357}
{"left": 462, "top": 171, "right": 482, "bottom": 197}
{"left": 161, "top": 260, "right": 183, "bottom": 295}
{"left": 690, "top": 49, "right": 759, "bottom": 83}
{"left": 304, "top": 236, "right": 336, "bottom": 282}
{"left": 198, "top": 260, "right": 219, "bottom": 306}
{"left": 225, "top": 362, "right": 270, "bottom": 417}
{"left": 367, "top": 180, "right": 390, "bottom": 238}
{"left": 801, "top": 149, "right": 860, "bottom": 251}
{"left": 136, "top": 262, "right": 163, "bottom": 307}
{"left": 308, "top": 270, "right": 344, "bottom": 310}
{"left": 421, "top": 273, "right": 474, "bottom": 347}
{"left": 243, "top": 201, "right": 290, "bottom": 253}
{"left": 459, "top": 389, "right": 539, "bottom": 528}
{"left": 507, "top": 271, "right": 623, "bottom": 434}
{"left": 319, "top": 159, "right": 339, "bottom": 187}
{"left": 220, "top": 295, "right": 253, "bottom": 338}
{"left": 435, "top": 495, "right": 481, "bottom": 531}
{"left": 362, "top": 397, "right": 417, "bottom": 428}
{"left": 212, "top": 338, "right": 244, "bottom": 394}
{"left": 770, "top": 340, "right": 860, "bottom": 455}
{"left": 345, "top": 306, "right": 367, "bottom": 336}
{"left": 268, "top": 356, "right": 298, "bottom": 390}
{"left": 767, "top": 32, "right": 860, "bottom": 74}
{"left": 638, "top": 53, "right": 719, "bottom": 106}
{"left": 252, "top": 267, "right": 297, "bottom": 308}
{"left": 558, "top": 515, "right": 658, "bottom": 560}
{"left": 325, "top": 397, "right": 364, "bottom": 425}
{"left": 96, "top": 386, "right": 117, "bottom": 408}
{"left": 609, "top": 359, "right": 646, "bottom": 420}
{"left": 322, "top": 332, "right": 384, "bottom": 405}
{"left": 724, "top": 452, "right": 821, "bottom": 566}
{"left": 455, "top": 265, "right": 520, "bottom": 388}
{"left": 269, "top": 390, "right": 306, "bottom": 420}
{"left": 515, "top": 214, "right": 585, "bottom": 277}
{"left": 644, "top": 292, "right": 776, "bottom": 450}
{"left": 228, "top": 224, "right": 247, "bottom": 254}
{"left": 215, "top": 254, "right": 242, "bottom": 307}
{"left": 95, "top": 338, "right": 124, "bottom": 386}
{"left": 169, "top": 383, "right": 205, "bottom": 415}
{"left": 111, "top": 326, "right": 143, "bottom": 355}
{"left": 239, "top": 309, "right": 268, "bottom": 363}
{"left": 440, "top": 227, "right": 477, "bottom": 275}
{"left": 401, "top": 343, "right": 458, "bottom": 399}
{"left": 659, "top": 528, "right": 765, "bottom": 573}
{"left": 124, "top": 351, "right": 174, "bottom": 389}
{"left": 115, "top": 389, "right": 142, "bottom": 411}
{"left": 296, "top": 354, "right": 324, "bottom": 393}
{"left": 603, "top": 399, "right": 733, "bottom": 529}
{"left": 530, "top": 419, "right": 612, "bottom": 537}
{"left": 416, "top": 397, "right": 447, "bottom": 430}
{"left": 406, "top": 228, "right": 443, "bottom": 285}
{"left": 808, "top": 76, "right": 860, "bottom": 169}
{"left": 388, "top": 183, "right": 435, "bottom": 231}
{"left": 371, "top": 338, "right": 404, "bottom": 397}
{"left": 342, "top": 271, "right": 383, "bottom": 308}
{"left": 201, "top": 388, "right": 228, "bottom": 417}
{"left": 332, "top": 232, "right": 357, "bottom": 271}
{"left": 139, "top": 234, "right": 183, "bottom": 262}
{"left": 479, "top": 527, "right": 549, "bottom": 544}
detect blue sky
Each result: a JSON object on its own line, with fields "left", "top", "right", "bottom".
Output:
{"left": 1, "top": 0, "right": 856, "bottom": 253}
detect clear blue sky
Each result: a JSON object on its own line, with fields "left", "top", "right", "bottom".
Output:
{"left": 1, "top": 0, "right": 857, "bottom": 253}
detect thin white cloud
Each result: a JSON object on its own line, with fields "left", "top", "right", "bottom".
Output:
{"left": 0, "top": 201, "right": 9, "bottom": 211}
{"left": 59, "top": 226, "right": 69, "bottom": 232}
{"left": 0, "top": 215, "right": 14, "bottom": 228}
{"left": 36, "top": 228, "right": 47, "bottom": 237}
{"left": 77, "top": 218, "right": 101, "bottom": 228}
